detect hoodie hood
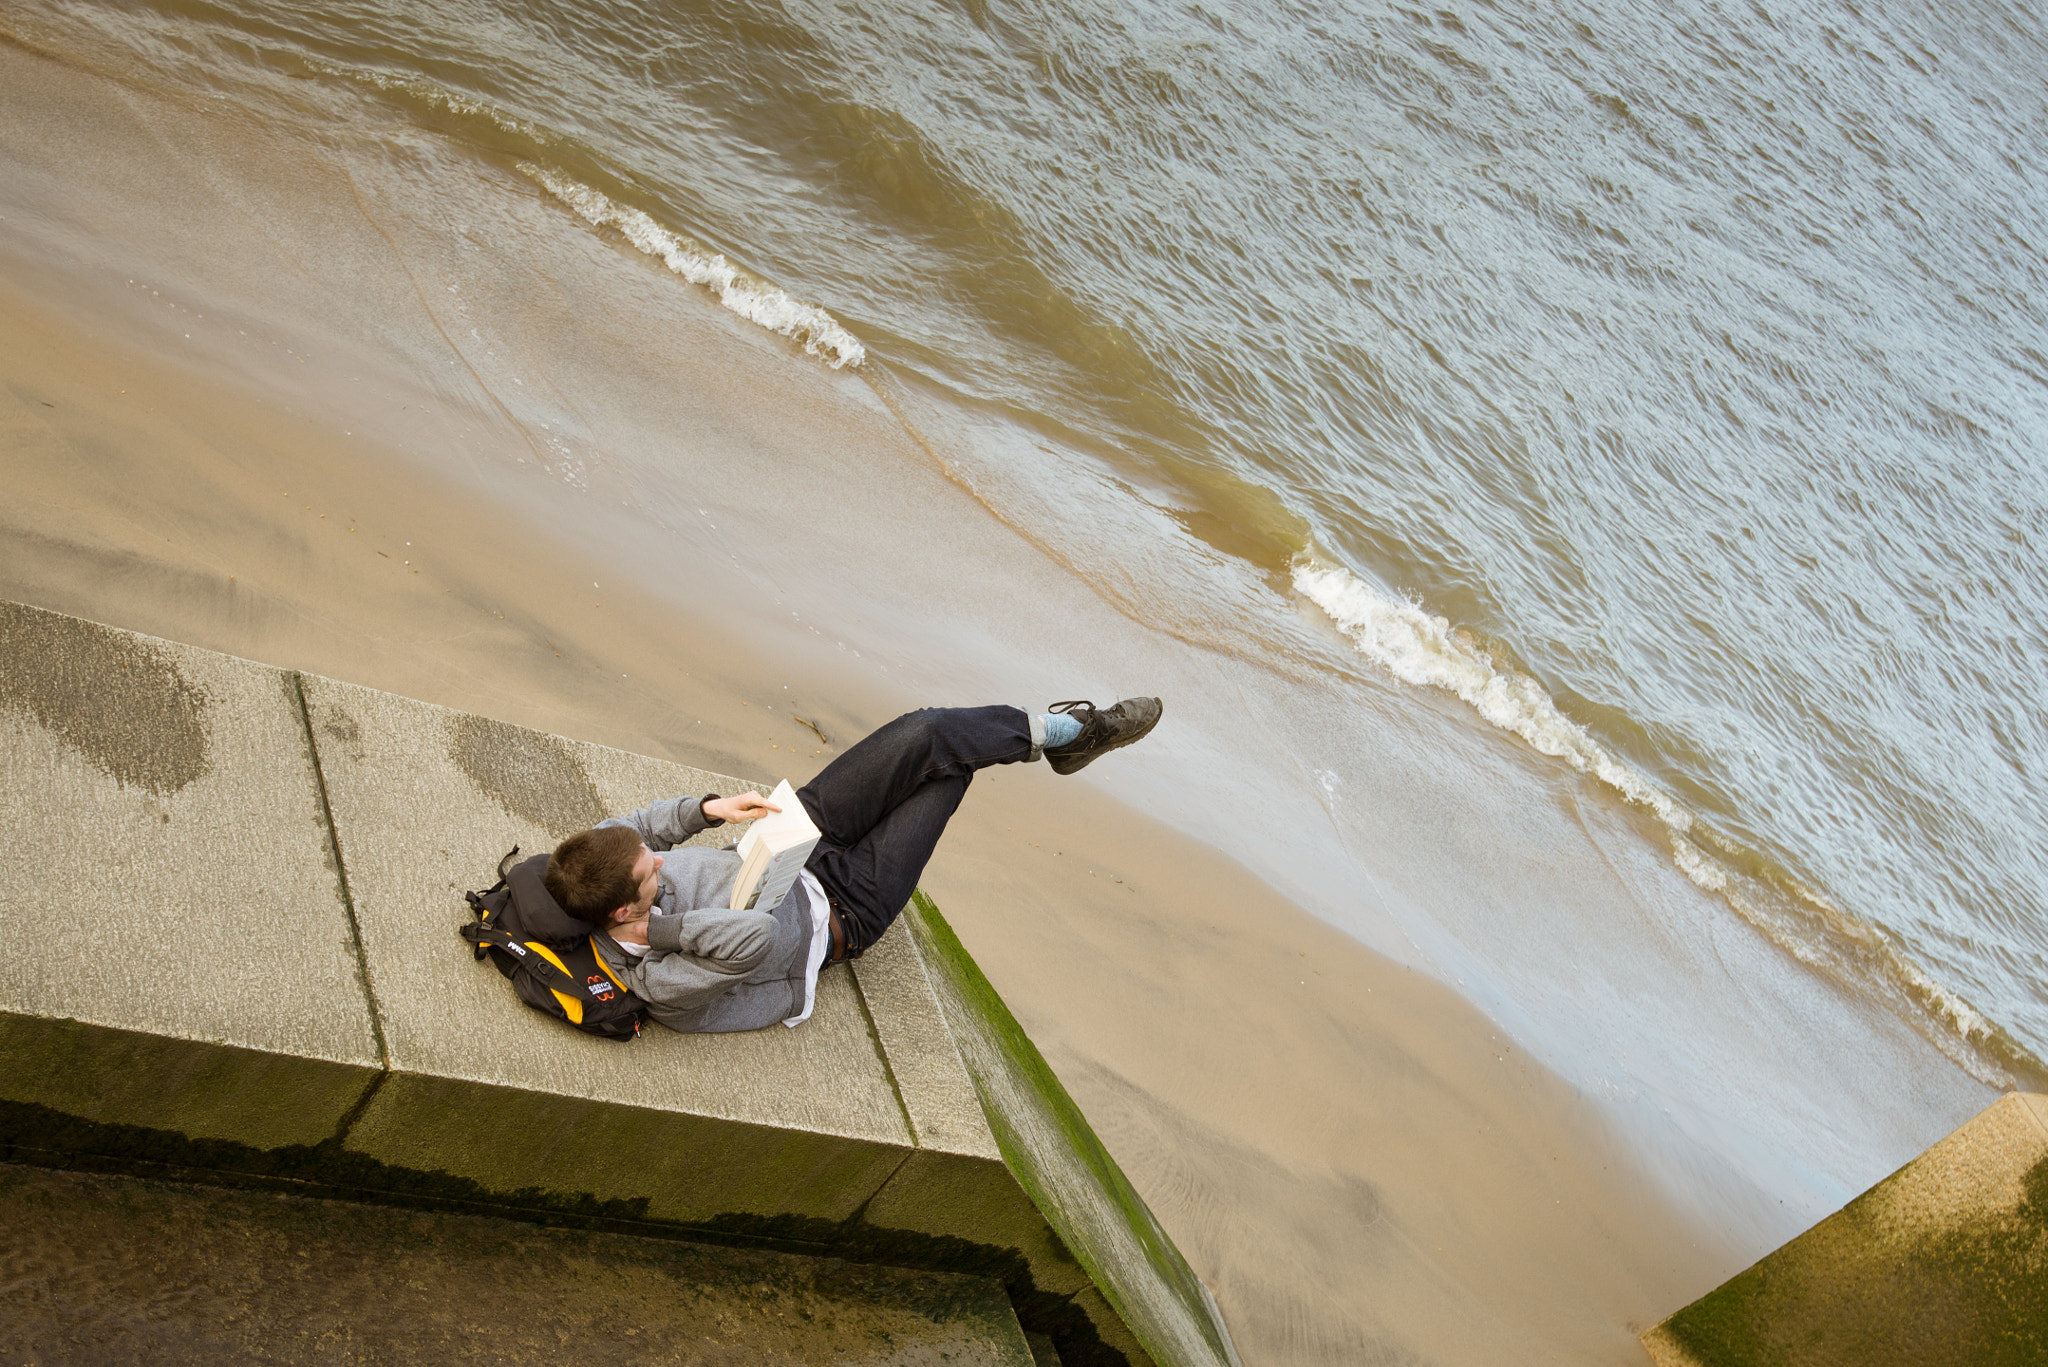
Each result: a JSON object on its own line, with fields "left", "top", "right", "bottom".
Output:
{"left": 501, "top": 852, "right": 599, "bottom": 944}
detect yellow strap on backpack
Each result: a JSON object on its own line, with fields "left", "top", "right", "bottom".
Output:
{"left": 524, "top": 941, "right": 583, "bottom": 1024}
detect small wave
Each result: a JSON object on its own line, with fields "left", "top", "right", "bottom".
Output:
{"left": 521, "top": 167, "right": 866, "bottom": 370}
{"left": 308, "top": 60, "right": 864, "bottom": 367}
{"left": 1669, "top": 835, "right": 1729, "bottom": 892}
{"left": 1293, "top": 556, "right": 2041, "bottom": 1091}
{"left": 1292, "top": 559, "right": 1690, "bottom": 830}
{"left": 311, "top": 61, "right": 556, "bottom": 143}
{"left": 1725, "top": 877, "right": 2041, "bottom": 1090}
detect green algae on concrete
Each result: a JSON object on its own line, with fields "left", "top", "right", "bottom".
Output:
{"left": 903, "top": 892, "right": 1243, "bottom": 1367}
{"left": 0, "top": 1014, "right": 376, "bottom": 1152}
{"left": 0, "top": 1162, "right": 1040, "bottom": 1366}
{"left": 853, "top": 912, "right": 1102, "bottom": 1310}
{"left": 346, "top": 1071, "right": 912, "bottom": 1226}
{"left": 1642, "top": 1091, "right": 2048, "bottom": 1367}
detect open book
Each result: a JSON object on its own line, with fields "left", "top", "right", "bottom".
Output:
{"left": 727, "top": 780, "right": 821, "bottom": 912}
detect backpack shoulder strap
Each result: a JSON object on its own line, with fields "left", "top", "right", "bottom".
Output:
{"left": 587, "top": 932, "right": 634, "bottom": 997}
{"left": 459, "top": 923, "right": 582, "bottom": 993}
{"left": 463, "top": 844, "right": 522, "bottom": 914}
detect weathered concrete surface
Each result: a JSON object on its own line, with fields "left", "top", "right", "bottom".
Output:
{"left": 0, "top": 1162, "right": 1039, "bottom": 1366}
{"left": 0, "top": 603, "right": 1239, "bottom": 1367}
{"left": 299, "top": 674, "right": 917, "bottom": 1225}
{"left": 0, "top": 600, "right": 380, "bottom": 1148}
{"left": 1642, "top": 1091, "right": 2048, "bottom": 1367}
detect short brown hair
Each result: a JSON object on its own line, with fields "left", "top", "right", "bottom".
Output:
{"left": 545, "top": 825, "right": 646, "bottom": 924}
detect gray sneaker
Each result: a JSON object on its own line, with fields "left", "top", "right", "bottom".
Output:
{"left": 1045, "top": 697, "right": 1164, "bottom": 774}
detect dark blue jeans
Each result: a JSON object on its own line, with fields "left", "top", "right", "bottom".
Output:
{"left": 798, "top": 705, "right": 1034, "bottom": 959}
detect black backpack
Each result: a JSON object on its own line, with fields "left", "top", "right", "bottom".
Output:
{"left": 460, "top": 847, "right": 647, "bottom": 1041}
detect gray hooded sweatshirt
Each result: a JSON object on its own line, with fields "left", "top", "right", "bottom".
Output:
{"left": 589, "top": 795, "right": 819, "bottom": 1033}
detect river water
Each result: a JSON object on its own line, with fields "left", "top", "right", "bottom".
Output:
{"left": 6, "top": 0, "right": 2042, "bottom": 1261}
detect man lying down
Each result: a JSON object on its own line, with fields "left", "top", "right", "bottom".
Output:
{"left": 537, "top": 699, "right": 1161, "bottom": 1034}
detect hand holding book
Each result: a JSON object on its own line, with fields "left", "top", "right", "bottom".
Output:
{"left": 727, "top": 780, "right": 821, "bottom": 912}
{"left": 704, "top": 791, "right": 781, "bottom": 824}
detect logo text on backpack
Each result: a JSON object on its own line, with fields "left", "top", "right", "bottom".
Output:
{"left": 586, "top": 975, "right": 616, "bottom": 1000}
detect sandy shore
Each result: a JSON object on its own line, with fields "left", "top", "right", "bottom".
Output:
{"left": 0, "top": 224, "right": 1740, "bottom": 1366}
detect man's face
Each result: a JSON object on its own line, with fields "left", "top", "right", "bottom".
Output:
{"left": 617, "top": 844, "right": 664, "bottom": 923}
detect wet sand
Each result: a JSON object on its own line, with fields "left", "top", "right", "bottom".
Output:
{"left": 1, "top": 226, "right": 1734, "bottom": 1366}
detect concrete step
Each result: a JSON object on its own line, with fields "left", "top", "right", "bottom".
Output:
{"left": 0, "top": 600, "right": 1240, "bottom": 1367}
{"left": 1642, "top": 1090, "right": 2048, "bottom": 1366}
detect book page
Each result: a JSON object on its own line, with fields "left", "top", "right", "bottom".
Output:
{"left": 727, "top": 838, "right": 774, "bottom": 911}
{"left": 729, "top": 780, "right": 820, "bottom": 909}
{"left": 733, "top": 780, "right": 817, "bottom": 858}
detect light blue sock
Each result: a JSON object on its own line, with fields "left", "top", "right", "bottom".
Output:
{"left": 1041, "top": 712, "right": 1083, "bottom": 748}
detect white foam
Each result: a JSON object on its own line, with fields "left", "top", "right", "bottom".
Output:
{"left": 1895, "top": 951, "right": 1995, "bottom": 1043}
{"left": 1669, "top": 835, "right": 1729, "bottom": 892}
{"left": 1295, "top": 556, "right": 2027, "bottom": 1090}
{"left": 522, "top": 167, "right": 866, "bottom": 370}
{"left": 1292, "top": 559, "right": 1692, "bottom": 832}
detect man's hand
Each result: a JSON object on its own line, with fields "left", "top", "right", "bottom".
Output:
{"left": 704, "top": 791, "right": 781, "bottom": 825}
{"left": 609, "top": 910, "right": 652, "bottom": 946}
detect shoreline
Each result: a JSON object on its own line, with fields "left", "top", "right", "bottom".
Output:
{"left": 1, "top": 250, "right": 1737, "bottom": 1365}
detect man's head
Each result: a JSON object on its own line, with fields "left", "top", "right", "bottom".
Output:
{"left": 545, "top": 825, "right": 663, "bottom": 928}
